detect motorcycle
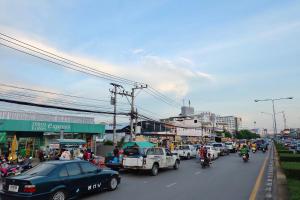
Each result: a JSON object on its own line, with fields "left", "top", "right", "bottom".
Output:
{"left": 19, "top": 157, "right": 33, "bottom": 172}
{"left": 200, "top": 157, "right": 210, "bottom": 168}
{"left": 252, "top": 147, "right": 257, "bottom": 153}
{"left": 242, "top": 154, "right": 249, "bottom": 162}
{"left": 0, "top": 161, "right": 22, "bottom": 178}
{"left": 262, "top": 148, "right": 266, "bottom": 153}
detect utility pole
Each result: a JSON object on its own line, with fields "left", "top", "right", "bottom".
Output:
{"left": 113, "top": 83, "right": 147, "bottom": 142}
{"left": 130, "top": 84, "right": 147, "bottom": 141}
{"left": 110, "top": 83, "right": 122, "bottom": 146}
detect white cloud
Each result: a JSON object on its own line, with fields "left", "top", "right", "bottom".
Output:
{"left": 0, "top": 26, "right": 214, "bottom": 99}
{"left": 131, "top": 48, "right": 145, "bottom": 55}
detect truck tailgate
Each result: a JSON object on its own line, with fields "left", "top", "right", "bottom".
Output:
{"left": 123, "top": 157, "right": 143, "bottom": 167}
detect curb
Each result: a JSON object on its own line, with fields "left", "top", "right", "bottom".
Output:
{"left": 274, "top": 145, "right": 289, "bottom": 200}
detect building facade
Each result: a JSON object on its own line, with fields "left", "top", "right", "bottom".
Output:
{"left": 216, "top": 116, "right": 242, "bottom": 132}
{"left": 0, "top": 111, "right": 105, "bottom": 157}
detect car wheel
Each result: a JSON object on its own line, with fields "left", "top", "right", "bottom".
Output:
{"left": 173, "top": 160, "right": 179, "bottom": 170}
{"left": 108, "top": 176, "right": 118, "bottom": 191}
{"left": 151, "top": 164, "right": 159, "bottom": 176}
{"left": 50, "top": 190, "right": 66, "bottom": 200}
{"left": 187, "top": 153, "right": 191, "bottom": 160}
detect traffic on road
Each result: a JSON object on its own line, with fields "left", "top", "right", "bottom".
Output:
{"left": 0, "top": 138, "right": 271, "bottom": 200}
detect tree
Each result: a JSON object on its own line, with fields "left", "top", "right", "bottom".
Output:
{"left": 224, "top": 132, "right": 232, "bottom": 138}
{"left": 236, "top": 130, "right": 260, "bottom": 139}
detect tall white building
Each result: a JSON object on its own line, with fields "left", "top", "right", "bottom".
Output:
{"left": 216, "top": 116, "right": 242, "bottom": 132}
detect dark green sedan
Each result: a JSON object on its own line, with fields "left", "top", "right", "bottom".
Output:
{"left": 0, "top": 160, "right": 121, "bottom": 200}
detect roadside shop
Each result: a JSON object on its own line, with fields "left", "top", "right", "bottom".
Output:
{"left": 0, "top": 119, "right": 105, "bottom": 157}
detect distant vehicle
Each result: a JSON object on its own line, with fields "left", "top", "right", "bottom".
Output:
{"left": 123, "top": 147, "right": 180, "bottom": 176}
{"left": 204, "top": 145, "right": 219, "bottom": 160}
{"left": 224, "top": 142, "right": 236, "bottom": 153}
{"left": 212, "top": 143, "right": 229, "bottom": 156}
{"left": 296, "top": 143, "right": 300, "bottom": 153}
{"left": 173, "top": 145, "right": 197, "bottom": 159}
{"left": 0, "top": 160, "right": 120, "bottom": 200}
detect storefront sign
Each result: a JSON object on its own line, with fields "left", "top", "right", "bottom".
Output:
{"left": 0, "top": 119, "right": 105, "bottom": 134}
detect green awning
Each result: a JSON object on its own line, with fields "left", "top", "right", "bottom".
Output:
{"left": 122, "top": 141, "right": 155, "bottom": 149}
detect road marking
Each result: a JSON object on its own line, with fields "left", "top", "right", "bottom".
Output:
{"left": 195, "top": 171, "right": 202, "bottom": 175}
{"left": 249, "top": 150, "right": 269, "bottom": 200}
{"left": 166, "top": 182, "right": 177, "bottom": 188}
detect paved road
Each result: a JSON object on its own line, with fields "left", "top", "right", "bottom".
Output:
{"left": 83, "top": 151, "right": 268, "bottom": 200}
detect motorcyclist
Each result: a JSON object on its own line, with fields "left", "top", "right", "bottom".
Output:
{"left": 199, "top": 146, "right": 209, "bottom": 165}
{"left": 240, "top": 144, "right": 250, "bottom": 159}
{"left": 251, "top": 143, "right": 257, "bottom": 151}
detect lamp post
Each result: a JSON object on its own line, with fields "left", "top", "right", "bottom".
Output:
{"left": 261, "top": 111, "right": 287, "bottom": 132}
{"left": 255, "top": 97, "right": 293, "bottom": 134}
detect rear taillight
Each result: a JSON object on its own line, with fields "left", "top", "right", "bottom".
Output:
{"left": 23, "top": 185, "right": 36, "bottom": 193}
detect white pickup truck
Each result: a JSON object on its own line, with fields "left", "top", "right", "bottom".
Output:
{"left": 173, "top": 145, "right": 197, "bottom": 159}
{"left": 122, "top": 147, "right": 180, "bottom": 176}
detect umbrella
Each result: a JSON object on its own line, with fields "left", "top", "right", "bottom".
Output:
{"left": 9, "top": 134, "right": 18, "bottom": 161}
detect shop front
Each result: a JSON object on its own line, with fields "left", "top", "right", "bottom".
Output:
{"left": 0, "top": 119, "right": 105, "bottom": 158}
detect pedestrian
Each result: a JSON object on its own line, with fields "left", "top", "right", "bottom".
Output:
{"left": 60, "top": 149, "right": 71, "bottom": 160}
{"left": 113, "top": 146, "right": 119, "bottom": 157}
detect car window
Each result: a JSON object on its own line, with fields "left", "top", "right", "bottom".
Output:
{"left": 59, "top": 166, "right": 68, "bottom": 177}
{"left": 179, "top": 146, "right": 189, "bottom": 150}
{"left": 147, "top": 148, "right": 156, "bottom": 155}
{"left": 213, "top": 143, "right": 222, "bottom": 147}
{"left": 156, "top": 148, "right": 164, "bottom": 155}
{"left": 66, "top": 163, "right": 82, "bottom": 176}
{"left": 24, "top": 163, "right": 56, "bottom": 176}
{"left": 165, "top": 149, "right": 172, "bottom": 156}
{"left": 80, "top": 162, "right": 98, "bottom": 173}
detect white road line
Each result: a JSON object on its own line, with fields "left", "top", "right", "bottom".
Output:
{"left": 166, "top": 182, "right": 177, "bottom": 188}
{"left": 195, "top": 171, "right": 202, "bottom": 175}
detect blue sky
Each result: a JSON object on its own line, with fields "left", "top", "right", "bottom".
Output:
{"left": 0, "top": 0, "right": 300, "bottom": 131}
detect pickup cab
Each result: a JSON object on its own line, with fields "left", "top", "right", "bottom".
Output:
{"left": 122, "top": 147, "right": 180, "bottom": 176}
{"left": 173, "top": 145, "right": 197, "bottom": 159}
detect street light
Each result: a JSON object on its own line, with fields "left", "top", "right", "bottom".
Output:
{"left": 255, "top": 97, "right": 293, "bottom": 134}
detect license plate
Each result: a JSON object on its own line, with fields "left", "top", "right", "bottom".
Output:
{"left": 200, "top": 159, "right": 204, "bottom": 162}
{"left": 8, "top": 185, "right": 19, "bottom": 192}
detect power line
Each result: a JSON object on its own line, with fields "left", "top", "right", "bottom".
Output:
{"left": 0, "top": 32, "right": 181, "bottom": 108}
{"left": 0, "top": 97, "right": 130, "bottom": 116}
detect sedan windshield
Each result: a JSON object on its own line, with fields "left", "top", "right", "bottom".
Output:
{"left": 179, "top": 146, "right": 190, "bottom": 150}
{"left": 24, "top": 163, "right": 56, "bottom": 176}
{"left": 213, "top": 144, "right": 222, "bottom": 147}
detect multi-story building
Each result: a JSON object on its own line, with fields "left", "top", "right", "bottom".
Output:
{"left": 216, "top": 116, "right": 242, "bottom": 132}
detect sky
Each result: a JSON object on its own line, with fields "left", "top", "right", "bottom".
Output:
{"left": 0, "top": 0, "right": 300, "bottom": 132}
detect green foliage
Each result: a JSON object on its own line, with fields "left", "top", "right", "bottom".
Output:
{"left": 235, "top": 130, "right": 260, "bottom": 139}
{"left": 287, "top": 179, "right": 300, "bottom": 200}
{"left": 280, "top": 154, "right": 300, "bottom": 162}
{"left": 224, "top": 132, "right": 232, "bottom": 138}
{"left": 278, "top": 150, "right": 294, "bottom": 154}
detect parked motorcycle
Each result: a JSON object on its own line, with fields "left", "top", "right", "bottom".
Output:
{"left": 0, "top": 161, "right": 22, "bottom": 178}
{"left": 19, "top": 157, "right": 33, "bottom": 172}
